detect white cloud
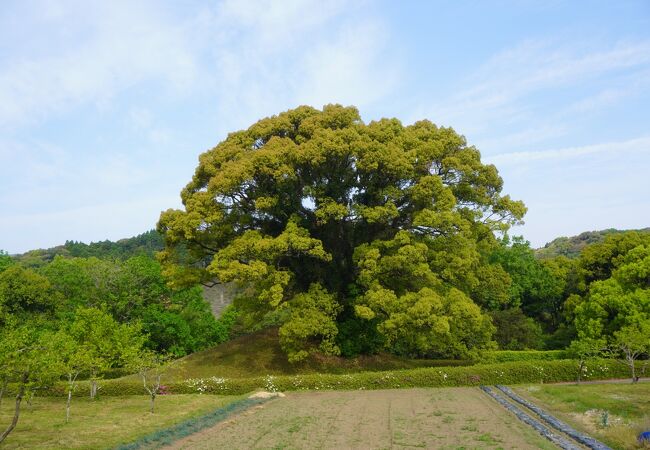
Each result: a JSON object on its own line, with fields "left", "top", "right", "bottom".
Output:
{"left": 0, "top": 1, "right": 198, "bottom": 129}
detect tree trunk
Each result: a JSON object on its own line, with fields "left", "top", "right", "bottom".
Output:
{"left": 0, "top": 377, "right": 8, "bottom": 407}
{"left": 577, "top": 360, "right": 584, "bottom": 384}
{"left": 90, "top": 380, "right": 97, "bottom": 399}
{"left": 66, "top": 389, "right": 72, "bottom": 423}
{"left": 0, "top": 374, "right": 26, "bottom": 444}
{"left": 150, "top": 394, "right": 156, "bottom": 414}
{"left": 66, "top": 373, "right": 78, "bottom": 422}
{"left": 26, "top": 391, "right": 34, "bottom": 410}
{"left": 630, "top": 357, "right": 637, "bottom": 382}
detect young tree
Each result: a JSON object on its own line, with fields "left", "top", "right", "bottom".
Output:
{"left": 567, "top": 337, "right": 605, "bottom": 383}
{"left": 613, "top": 322, "right": 650, "bottom": 382}
{"left": 50, "top": 330, "right": 93, "bottom": 422}
{"left": 66, "top": 307, "right": 144, "bottom": 399}
{"left": 129, "top": 351, "right": 171, "bottom": 413}
{"left": 0, "top": 322, "right": 58, "bottom": 444}
{"left": 158, "top": 105, "right": 525, "bottom": 361}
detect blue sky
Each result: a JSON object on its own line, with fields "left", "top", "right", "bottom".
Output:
{"left": 1, "top": 0, "right": 649, "bottom": 254}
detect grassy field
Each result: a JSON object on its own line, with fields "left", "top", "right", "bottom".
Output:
{"left": 0, "top": 394, "right": 243, "bottom": 449}
{"left": 166, "top": 388, "right": 556, "bottom": 449}
{"left": 514, "top": 382, "right": 650, "bottom": 449}
{"left": 162, "top": 328, "right": 470, "bottom": 380}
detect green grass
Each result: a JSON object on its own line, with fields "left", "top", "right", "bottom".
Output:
{"left": 161, "top": 328, "right": 470, "bottom": 380}
{"left": 0, "top": 394, "right": 243, "bottom": 449}
{"left": 515, "top": 383, "right": 650, "bottom": 449}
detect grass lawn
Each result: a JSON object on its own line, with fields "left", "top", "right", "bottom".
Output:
{"left": 514, "top": 382, "right": 650, "bottom": 449}
{"left": 0, "top": 394, "right": 243, "bottom": 449}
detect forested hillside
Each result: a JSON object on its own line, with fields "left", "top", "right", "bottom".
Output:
{"left": 535, "top": 227, "right": 650, "bottom": 259}
{"left": 13, "top": 230, "right": 164, "bottom": 267}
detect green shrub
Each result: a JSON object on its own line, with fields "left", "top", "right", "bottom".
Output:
{"left": 36, "top": 358, "right": 630, "bottom": 397}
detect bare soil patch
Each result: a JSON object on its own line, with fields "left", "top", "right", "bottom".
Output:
{"left": 165, "top": 387, "right": 556, "bottom": 449}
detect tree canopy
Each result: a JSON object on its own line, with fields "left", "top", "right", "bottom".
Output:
{"left": 158, "top": 105, "right": 526, "bottom": 361}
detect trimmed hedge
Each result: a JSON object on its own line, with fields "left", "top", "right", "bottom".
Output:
{"left": 480, "top": 350, "right": 569, "bottom": 363}
{"left": 37, "top": 359, "right": 632, "bottom": 397}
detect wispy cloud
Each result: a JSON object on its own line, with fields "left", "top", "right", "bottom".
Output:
{"left": 486, "top": 136, "right": 650, "bottom": 166}
{"left": 417, "top": 38, "right": 650, "bottom": 138}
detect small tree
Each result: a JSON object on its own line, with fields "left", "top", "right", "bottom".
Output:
{"left": 567, "top": 337, "right": 605, "bottom": 383}
{"left": 0, "top": 325, "right": 12, "bottom": 407}
{"left": 129, "top": 351, "right": 170, "bottom": 413}
{"left": 0, "top": 323, "right": 58, "bottom": 444}
{"left": 50, "top": 330, "right": 93, "bottom": 422}
{"left": 613, "top": 322, "right": 650, "bottom": 382}
{"left": 67, "top": 307, "right": 144, "bottom": 399}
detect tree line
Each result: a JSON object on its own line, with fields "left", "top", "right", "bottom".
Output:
{"left": 0, "top": 251, "right": 235, "bottom": 442}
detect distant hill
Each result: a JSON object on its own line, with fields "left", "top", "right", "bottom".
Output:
{"left": 13, "top": 226, "right": 650, "bottom": 267}
{"left": 14, "top": 230, "right": 164, "bottom": 267}
{"left": 535, "top": 227, "right": 650, "bottom": 259}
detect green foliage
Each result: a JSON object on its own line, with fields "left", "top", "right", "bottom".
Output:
{"left": 159, "top": 105, "right": 526, "bottom": 360}
{"left": 0, "top": 250, "right": 13, "bottom": 274}
{"left": 279, "top": 284, "right": 341, "bottom": 362}
{"left": 63, "top": 307, "right": 145, "bottom": 399}
{"left": 489, "top": 308, "right": 544, "bottom": 350}
{"left": 574, "top": 241, "right": 650, "bottom": 340}
{"left": 38, "top": 255, "right": 223, "bottom": 356}
{"left": 0, "top": 266, "right": 58, "bottom": 318}
{"left": 578, "top": 230, "right": 650, "bottom": 288}
{"left": 489, "top": 236, "right": 565, "bottom": 330}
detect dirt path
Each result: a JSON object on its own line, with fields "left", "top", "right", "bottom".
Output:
{"left": 164, "top": 388, "right": 557, "bottom": 449}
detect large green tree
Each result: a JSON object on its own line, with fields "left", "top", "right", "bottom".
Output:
{"left": 158, "top": 105, "right": 526, "bottom": 361}
{"left": 574, "top": 242, "right": 650, "bottom": 340}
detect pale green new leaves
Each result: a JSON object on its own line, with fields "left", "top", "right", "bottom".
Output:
{"left": 279, "top": 284, "right": 342, "bottom": 362}
{"left": 209, "top": 218, "right": 331, "bottom": 308}
{"left": 354, "top": 231, "right": 495, "bottom": 358}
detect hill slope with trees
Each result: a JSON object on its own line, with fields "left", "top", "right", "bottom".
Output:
{"left": 12, "top": 230, "right": 164, "bottom": 267}
{"left": 535, "top": 228, "right": 650, "bottom": 259}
